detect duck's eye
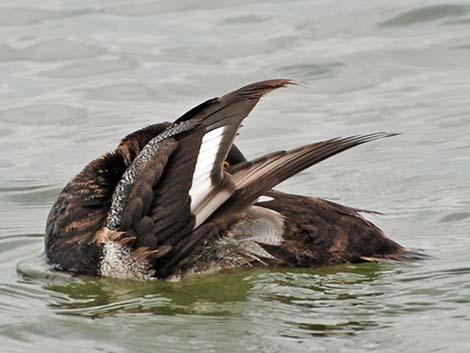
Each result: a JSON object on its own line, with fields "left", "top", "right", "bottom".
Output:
{"left": 223, "top": 161, "right": 230, "bottom": 170}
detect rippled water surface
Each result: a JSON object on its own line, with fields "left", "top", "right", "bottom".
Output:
{"left": 1, "top": 1, "right": 470, "bottom": 352}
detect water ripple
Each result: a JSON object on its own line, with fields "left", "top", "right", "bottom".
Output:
{"left": 380, "top": 5, "right": 470, "bottom": 27}
{"left": 1, "top": 1, "right": 470, "bottom": 352}
{"left": 0, "top": 39, "right": 105, "bottom": 62}
{"left": 0, "top": 104, "right": 86, "bottom": 125}
{"left": 0, "top": 7, "right": 91, "bottom": 26}
{"left": 43, "top": 57, "right": 137, "bottom": 78}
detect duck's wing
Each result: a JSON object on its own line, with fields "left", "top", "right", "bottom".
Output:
{"left": 217, "top": 133, "right": 398, "bottom": 215}
{"left": 102, "top": 80, "right": 290, "bottom": 263}
{"left": 148, "top": 80, "right": 290, "bottom": 244}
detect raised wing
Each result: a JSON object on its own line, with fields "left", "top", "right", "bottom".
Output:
{"left": 145, "top": 80, "right": 291, "bottom": 247}
{"left": 93, "top": 80, "right": 290, "bottom": 275}
{"left": 214, "top": 133, "right": 398, "bottom": 217}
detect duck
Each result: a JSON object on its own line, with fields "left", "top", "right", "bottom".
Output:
{"left": 45, "top": 79, "right": 417, "bottom": 280}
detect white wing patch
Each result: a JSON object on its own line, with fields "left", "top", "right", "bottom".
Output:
{"left": 189, "top": 127, "right": 232, "bottom": 228}
{"left": 257, "top": 195, "right": 274, "bottom": 203}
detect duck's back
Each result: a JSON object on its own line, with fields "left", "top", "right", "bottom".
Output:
{"left": 254, "top": 191, "right": 407, "bottom": 265}
{"left": 175, "top": 190, "right": 411, "bottom": 274}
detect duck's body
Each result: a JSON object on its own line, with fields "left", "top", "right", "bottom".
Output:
{"left": 45, "top": 80, "right": 413, "bottom": 280}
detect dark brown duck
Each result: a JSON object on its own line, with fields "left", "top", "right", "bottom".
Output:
{"left": 45, "top": 80, "right": 416, "bottom": 280}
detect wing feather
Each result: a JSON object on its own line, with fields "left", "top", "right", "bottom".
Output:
{"left": 217, "top": 133, "right": 399, "bottom": 216}
{"left": 147, "top": 79, "right": 291, "bottom": 246}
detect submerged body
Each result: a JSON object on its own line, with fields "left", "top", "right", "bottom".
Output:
{"left": 45, "top": 80, "right": 412, "bottom": 280}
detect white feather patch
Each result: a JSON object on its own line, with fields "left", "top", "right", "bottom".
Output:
{"left": 257, "top": 195, "right": 274, "bottom": 203}
{"left": 189, "top": 127, "right": 225, "bottom": 220}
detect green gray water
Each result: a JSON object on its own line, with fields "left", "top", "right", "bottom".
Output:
{"left": 1, "top": 1, "right": 470, "bottom": 352}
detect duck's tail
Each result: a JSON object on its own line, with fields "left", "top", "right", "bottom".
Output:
{"left": 360, "top": 248, "right": 430, "bottom": 263}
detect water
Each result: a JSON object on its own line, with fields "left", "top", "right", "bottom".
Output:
{"left": 1, "top": 0, "right": 469, "bottom": 352}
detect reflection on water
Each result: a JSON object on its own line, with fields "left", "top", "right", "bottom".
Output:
{"left": 44, "top": 270, "right": 252, "bottom": 317}
{"left": 18, "top": 257, "right": 396, "bottom": 334}
{"left": 19, "top": 255, "right": 465, "bottom": 343}
{"left": 1, "top": 0, "right": 470, "bottom": 352}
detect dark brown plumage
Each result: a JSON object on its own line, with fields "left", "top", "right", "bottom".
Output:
{"left": 45, "top": 79, "right": 418, "bottom": 280}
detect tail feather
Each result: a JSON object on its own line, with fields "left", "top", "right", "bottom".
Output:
{"left": 361, "top": 249, "right": 429, "bottom": 263}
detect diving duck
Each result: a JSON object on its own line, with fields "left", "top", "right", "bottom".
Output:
{"left": 45, "top": 79, "right": 415, "bottom": 280}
